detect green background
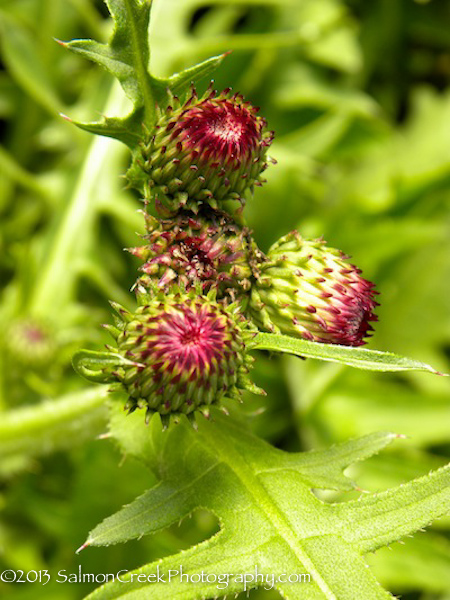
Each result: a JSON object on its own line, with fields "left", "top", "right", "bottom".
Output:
{"left": 1, "top": 0, "right": 450, "bottom": 598}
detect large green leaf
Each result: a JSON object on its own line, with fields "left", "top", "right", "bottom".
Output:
{"left": 77, "top": 407, "right": 450, "bottom": 599}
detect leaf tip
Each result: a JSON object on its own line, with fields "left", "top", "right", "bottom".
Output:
{"left": 75, "top": 539, "right": 91, "bottom": 554}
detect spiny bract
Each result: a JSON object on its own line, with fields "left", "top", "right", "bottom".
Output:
{"left": 103, "top": 288, "right": 262, "bottom": 427}
{"left": 129, "top": 210, "right": 265, "bottom": 308}
{"left": 249, "top": 231, "right": 379, "bottom": 346}
{"left": 129, "top": 85, "right": 274, "bottom": 216}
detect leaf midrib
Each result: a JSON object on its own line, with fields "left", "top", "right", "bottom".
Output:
{"left": 123, "top": 0, "right": 154, "bottom": 122}
{"left": 199, "top": 423, "right": 338, "bottom": 600}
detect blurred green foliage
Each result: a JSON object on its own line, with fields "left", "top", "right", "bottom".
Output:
{"left": 0, "top": 0, "right": 449, "bottom": 598}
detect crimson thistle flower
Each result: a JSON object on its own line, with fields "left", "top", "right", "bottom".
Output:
{"left": 101, "top": 288, "right": 262, "bottom": 427}
{"left": 129, "top": 211, "right": 264, "bottom": 307}
{"left": 129, "top": 85, "right": 274, "bottom": 216}
{"left": 249, "top": 231, "right": 379, "bottom": 346}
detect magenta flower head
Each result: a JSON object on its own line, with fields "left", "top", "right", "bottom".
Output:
{"left": 130, "top": 85, "right": 274, "bottom": 216}
{"left": 97, "top": 288, "right": 262, "bottom": 427}
{"left": 249, "top": 231, "right": 379, "bottom": 346}
{"left": 129, "top": 211, "right": 264, "bottom": 307}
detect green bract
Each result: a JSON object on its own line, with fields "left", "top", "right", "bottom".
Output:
{"left": 75, "top": 288, "right": 262, "bottom": 427}
{"left": 250, "top": 231, "right": 379, "bottom": 346}
{"left": 129, "top": 210, "right": 264, "bottom": 308}
{"left": 128, "top": 86, "right": 274, "bottom": 216}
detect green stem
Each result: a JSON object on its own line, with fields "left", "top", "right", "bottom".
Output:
{"left": 0, "top": 386, "right": 109, "bottom": 470}
{"left": 29, "top": 81, "right": 129, "bottom": 317}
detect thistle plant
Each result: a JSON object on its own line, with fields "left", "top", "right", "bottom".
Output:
{"left": 1, "top": 2, "right": 450, "bottom": 600}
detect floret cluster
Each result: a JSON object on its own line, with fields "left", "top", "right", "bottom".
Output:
{"left": 84, "top": 85, "right": 378, "bottom": 424}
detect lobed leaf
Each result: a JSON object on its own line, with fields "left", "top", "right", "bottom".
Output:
{"left": 335, "top": 463, "right": 450, "bottom": 554}
{"left": 79, "top": 410, "right": 450, "bottom": 599}
{"left": 165, "top": 52, "right": 229, "bottom": 98}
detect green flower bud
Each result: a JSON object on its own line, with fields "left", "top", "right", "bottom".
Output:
{"left": 128, "top": 85, "right": 274, "bottom": 216}
{"left": 129, "top": 211, "right": 264, "bottom": 308}
{"left": 77, "top": 288, "right": 263, "bottom": 427}
{"left": 249, "top": 231, "right": 379, "bottom": 346}
{"left": 5, "top": 318, "right": 56, "bottom": 368}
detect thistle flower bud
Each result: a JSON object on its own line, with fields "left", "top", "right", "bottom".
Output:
{"left": 101, "top": 289, "right": 262, "bottom": 426}
{"left": 249, "top": 231, "right": 379, "bottom": 346}
{"left": 129, "top": 85, "right": 274, "bottom": 216}
{"left": 129, "top": 211, "right": 264, "bottom": 307}
{"left": 5, "top": 318, "right": 56, "bottom": 368}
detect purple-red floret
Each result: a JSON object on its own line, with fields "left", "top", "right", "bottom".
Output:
{"left": 173, "top": 90, "right": 271, "bottom": 169}
{"left": 130, "top": 212, "right": 263, "bottom": 306}
{"left": 250, "top": 232, "right": 379, "bottom": 347}
{"left": 104, "top": 291, "right": 258, "bottom": 423}
{"left": 135, "top": 86, "right": 274, "bottom": 215}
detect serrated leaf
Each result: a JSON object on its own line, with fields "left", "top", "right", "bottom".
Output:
{"left": 80, "top": 480, "right": 199, "bottom": 549}
{"left": 86, "top": 535, "right": 393, "bottom": 600}
{"left": 79, "top": 409, "right": 450, "bottom": 599}
{"left": 65, "top": 109, "right": 144, "bottom": 147}
{"left": 254, "top": 332, "right": 444, "bottom": 374}
{"left": 62, "top": 1, "right": 228, "bottom": 146}
{"left": 277, "top": 431, "right": 399, "bottom": 491}
{"left": 166, "top": 52, "right": 229, "bottom": 98}
{"left": 66, "top": 0, "right": 153, "bottom": 116}
{"left": 335, "top": 463, "right": 450, "bottom": 554}
{"left": 86, "top": 413, "right": 396, "bottom": 547}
